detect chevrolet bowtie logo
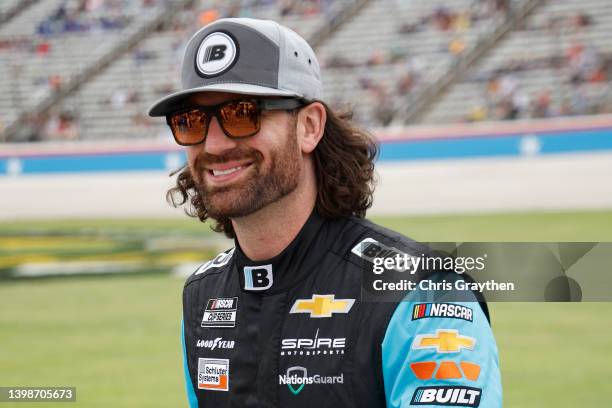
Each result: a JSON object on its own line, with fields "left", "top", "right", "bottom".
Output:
{"left": 412, "top": 329, "right": 476, "bottom": 353}
{"left": 290, "top": 295, "right": 355, "bottom": 318}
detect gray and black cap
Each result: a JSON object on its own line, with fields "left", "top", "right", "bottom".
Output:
{"left": 148, "top": 18, "right": 322, "bottom": 117}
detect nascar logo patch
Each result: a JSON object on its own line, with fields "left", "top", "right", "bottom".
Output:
{"left": 412, "top": 303, "right": 473, "bottom": 322}
{"left": 201, "top": 297, "right": 238, "bottom": 328}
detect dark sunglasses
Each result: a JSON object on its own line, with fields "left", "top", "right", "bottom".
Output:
{"left": 165, "top": 98, "right": 307, "bottom": 146}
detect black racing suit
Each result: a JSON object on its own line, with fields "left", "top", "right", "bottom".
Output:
{"left": 181, "top": 211, "right": 502, "bottom": 407}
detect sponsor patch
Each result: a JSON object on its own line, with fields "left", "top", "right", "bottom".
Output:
{"left": 195, "top": 248, "right": 235, "bottom": 275}
{"left": 350, "top": 237, "right": 412, "bottom": 272}
{"left": 196, "top": 337, "right": 235, "bottom": 351}
{"left": 412, "top": 329, "right": 476, "bottom": 353}
{"left": 281, "top": 328, "right": 345, "bottom": 356}
{"left": 243, "top": 264, "right": 273, "bottom": 291}
{"left": 410, "top": 386, "right": 481, "bottom": 406}
{"left": 412, "top": 303, "right": 473, "bottom": 322}
{"left": 198, "top": 358, "right": 229, "bottom": 391}
{"left": 410, "top": 361, "right": 481, "bottom": 381}
{"left": 278, "top": 366, "right": 344, "bottom": 395}
{"left": 195, "top": 31, "right": 238, "bottom": 77}
{"left": 201, "top": 297, "right": 238, "bottom": 328}
{"left": 290, "top": 294, "right": 354, "bottom": 318}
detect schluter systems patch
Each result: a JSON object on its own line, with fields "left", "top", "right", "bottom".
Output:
{"left": 198, "top": 358, "right": 229, "bottom": 391}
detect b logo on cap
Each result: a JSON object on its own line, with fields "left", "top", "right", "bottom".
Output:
{"left": 195, "top": 31, "right": 238, "bottom": 77}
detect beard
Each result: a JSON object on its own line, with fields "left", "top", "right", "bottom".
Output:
{"left": 191, "top": 124, "right": 302, "bottom": 221}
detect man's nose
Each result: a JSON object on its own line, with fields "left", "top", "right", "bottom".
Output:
{"left": 204, "top": 116, "right": 238, "bottom": 155}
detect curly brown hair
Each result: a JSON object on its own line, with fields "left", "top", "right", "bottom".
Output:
{"left": 166, "top": 102, "right": 378, "bottom": 238}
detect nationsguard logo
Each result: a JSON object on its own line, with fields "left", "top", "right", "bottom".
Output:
{"left": 198, "top": 358, "right": 229, "bottom": 391}
{"left": 411, "top": 386, "right": 481, "bottom": 406}
{"left": 201, "top": 297, "right": 238, "bottom": 328}
{"left": 412, "top": 329, "right": 476, "bottom": 353}
{"left": 412, "top": 303, "right": 473, "bottom": 322}
{"left": 278, "top": 366, "right": 344, "bottom": 395}
{"left": 290, "top": 294, "right": 354, "bottom": 318}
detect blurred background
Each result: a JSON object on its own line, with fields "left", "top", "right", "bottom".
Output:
{"left": 1, "top": 0, "right": 611, "bottom": 406}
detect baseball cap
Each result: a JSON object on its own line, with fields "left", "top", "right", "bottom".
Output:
{"left": 148, "top": 18, "right": 322, "bottom": 117}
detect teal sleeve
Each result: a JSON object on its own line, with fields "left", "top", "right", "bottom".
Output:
{"left": 381, "top": 282, "right": 502, "bottom": 407}
{"left": 182, "top": 318, "right": 199, "bottom": 407}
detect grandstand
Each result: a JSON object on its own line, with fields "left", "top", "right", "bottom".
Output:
{"left": 0, "top": 0, "right": 171, "bottom": 141}
{"left": 420, "top": 0, "right": 612, "bottom": 124}
{"left": 53, "top": 0, "right": 356, "bottom": 141}
{"left": 0, "top": 0, "right": 610, "bottom": 141}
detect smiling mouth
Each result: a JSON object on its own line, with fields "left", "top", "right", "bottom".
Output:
{"left": 206, "top": 162, "right": 254, "bottom": 182}
{"left": 211, "top": 166, "right": 243, "bottom": 176}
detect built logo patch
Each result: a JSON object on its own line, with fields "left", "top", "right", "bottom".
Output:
{"left": 198, "top": 358, "right": 229, "bottom": 391}
{"left": 201, "top": 297, "right": 238, "bottom": 328}
{"left": 411, "top": 386, "right": 481, "bottom": 406}
{"left": 412, "top": 303, "right": 473, "bottom": 322}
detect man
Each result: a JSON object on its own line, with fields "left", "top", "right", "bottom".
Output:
{"left": 148, "top": 18, "right": 501, "bottom": 407}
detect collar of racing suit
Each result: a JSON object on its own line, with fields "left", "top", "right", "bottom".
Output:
{"left": 233, "top": 209, "right": 327, "bottom": 294}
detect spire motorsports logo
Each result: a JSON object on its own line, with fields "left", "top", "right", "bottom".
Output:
{"left": 280, "top": 328, "right": 345, "bottom": 356}
{"left": 279, "top": 366, "right": 344, "bottom": 395}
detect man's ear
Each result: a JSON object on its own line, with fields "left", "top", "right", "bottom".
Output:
{"left": 296, "top": 102, "right": 326, "bottom": 154}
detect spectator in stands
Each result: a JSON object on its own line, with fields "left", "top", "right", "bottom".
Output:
{"left": 133, "top": 48, "right": 157, "bottom": 65}
{"left": 432, "top": 7, "right": 453, "bottom": 31}
{"left": 568, "top": 43, "right": 603, "bottom": 85}
{"left": 35, "top": 40, "right": 51, "bottom": 56}
{"left": 532, "top": 90, "right": 552, "bottom": 118}
{"left": 199, "top": 9, "right": 220, "bottom": 25}
{"left": 366, "top": 49, "right": 385, "bottom": 66}
{"left": 372, "top": 86, "right": 394, "bottom": 126}
{"left": 466, "top": 105, "right": 487, "bottom": 122}
{"left": 44, "top": 110, "right": 80, "bottom": 141}
{"left": 397, "top": 71, "right": 415, "bottom": 95}
{"left": 449, "top": 36, "right": 466, "bottom": 56}
{"left": 49, "top": 74, "right": 63, "bottom": 93}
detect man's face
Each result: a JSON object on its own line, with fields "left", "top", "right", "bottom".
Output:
{"left": 184, "top": 92, "right": 302, "bottom": 219}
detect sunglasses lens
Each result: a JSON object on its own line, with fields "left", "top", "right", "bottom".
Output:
{"left": 168, "top": 110, "right": 208, "bottom": 145}
{"left": 219, "top": 100, "right": 260, "bottom": 137}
